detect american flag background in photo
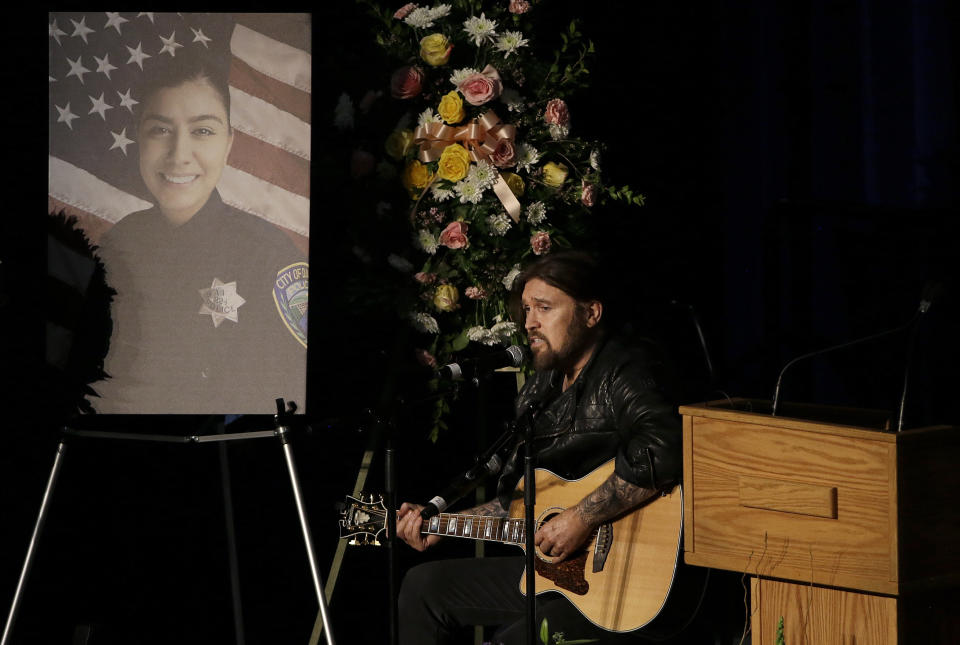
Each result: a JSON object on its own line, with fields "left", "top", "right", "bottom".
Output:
{"left": 48, "top": 12, "right": 311, "bottom": 252}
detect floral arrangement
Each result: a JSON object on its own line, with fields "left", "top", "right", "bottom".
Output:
{"left": 348, "top": 0, "right": 645, "bottom": 438}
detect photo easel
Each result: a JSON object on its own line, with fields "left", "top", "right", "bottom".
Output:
{"left": 2, "top": 398, "right": 334, "bottom": 645}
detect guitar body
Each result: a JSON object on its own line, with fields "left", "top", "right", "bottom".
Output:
{"left": 511, "top": 460, "right": 684, "bottom": 633}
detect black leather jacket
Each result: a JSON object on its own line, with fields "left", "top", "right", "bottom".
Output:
{"left": 496, "top": 335, "right": 682, "bottom": 508}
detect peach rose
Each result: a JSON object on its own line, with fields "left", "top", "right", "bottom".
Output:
{"left": 391, "top": 66, "right": 424, "bottom": 99}
{"left": 465, "top": 286, "right": 487, "bottom": 299}
{"left": 394, "top": 3, "right": 417, "bottom": 19}
{"left": 544, "top": 98, "right": 570, "bottom": 126}
{"left": 530, "top": 231, "right": 552, "bottom": 256}
{"left": 457, "top": 66, "right": 503, "bottom": 106}
{"left": 490, "top": 139, "right": 516, "bottom": 168}
{"left": 509, "top": 0, "right": 531, "bottom": 14}
{"left": 439, "top": 221, "right": 470, "bottom": 249}
{"left": 415, "top": 271, "right": 437, "bottom": 284}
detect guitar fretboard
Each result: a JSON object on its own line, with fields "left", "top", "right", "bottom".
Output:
{"left": 420, "top": 513, "right": 527, "bottom": 545}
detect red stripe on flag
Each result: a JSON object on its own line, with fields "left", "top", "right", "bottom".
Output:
{"left": 230, "top": 57, "right": 312, "bottom": 125}
{"left": 49, "top": 197, "right": 114, "bottom": 245}
{"left": 227, "top": 131, "right": 310, "bottom": 199}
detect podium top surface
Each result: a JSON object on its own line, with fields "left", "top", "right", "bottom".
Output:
{"left": 678, "top": 398, "right": 954, "bottom": 442}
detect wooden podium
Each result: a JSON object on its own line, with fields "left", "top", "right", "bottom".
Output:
{"left": 679, "top": 399, "right": 960, "bottom": 644}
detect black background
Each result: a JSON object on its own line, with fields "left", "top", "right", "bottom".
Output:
{"left": 2, "top": 2, "right": 958, "bottom": 644}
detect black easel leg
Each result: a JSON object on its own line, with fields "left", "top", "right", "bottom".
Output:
{"left": 218, "top": 420, "right": 246, "bottom": 645}
{"left": 2, "top": 440, "right": 67, "bottom": 645}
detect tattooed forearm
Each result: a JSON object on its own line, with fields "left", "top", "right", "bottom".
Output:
{"left": 573, "top": 473, "right": 656, "bottom": 528}
{"left": 464, "top": 497, "right": 510, "bottom": 518}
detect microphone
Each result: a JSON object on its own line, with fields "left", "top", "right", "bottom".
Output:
{"left": 770, "top": 292, "right": 931, "bottom": 417}
{"left": 420, "top": 453, "right": 503, "bottom": 519}
{"left": 437, "top": 345, "right": 527, "bottom": 381}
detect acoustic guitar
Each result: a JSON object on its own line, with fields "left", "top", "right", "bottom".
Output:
{"left": 337, "top": 459, "right": 696, "bottom": 633}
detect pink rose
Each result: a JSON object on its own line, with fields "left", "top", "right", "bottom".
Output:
{"left": 350, "top": 150, "right": 375, "bottom": 178}
{"left": 581, "top": 181, "right": 597, "bottom": 207}
{"left": 415, "top": 348, "right": 437, "bottom": 368}
{"left": 530, "top": 231, "right": 552, "bottom": 256}
{"left": 544, "top": 98, "right": 570, "bottom": 127}
{"left": 490, "top": 139, "right": 516, "bottom": 168}
{"left": 394, "top": 3, "right": 417, "bottom": 19}
{"left": 391, "top": 66, "right": 424, "bottom": 99}
{"left": 509, "top": 0, "right": 531, "bottom": 14}
{"left": 465, "top": 286, "right": 487, "bottom": 300}
{"left": 457, "top": 66, "right": 503, "bottom": 106}
{"left": 414, "top": 271, "right": 437, "bottom": 284}
{"left": 438, "top": 221, "right": 470, "bottom": 249}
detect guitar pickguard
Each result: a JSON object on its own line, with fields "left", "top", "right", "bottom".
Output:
{"left": 534, "top": 550, "right": 590, "bottom": 595}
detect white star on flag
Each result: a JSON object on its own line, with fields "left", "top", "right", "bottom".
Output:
{"left": 138, "top": 13, "right": 155, "bottom": 23}
{"left": 117, "top": 88, "right": 138, "bottom": 113}
{"left": 94, "top": 54, "right": 117, "bottom": 80}
{"left": 65, "top": 56, "right": 91, "bottom": 84}
{"left": 88, "top": 93, "right": 112, "bottom": 120}
{"left": 191, "top": 27, "right": 212, "bottom": 48}
{"left": 70, "top": 17, "right": 95, "bottom": 44}
{"left": 126, "top": 42, "right": 150, "bottom": 70}
{"left": 158, "top": 31, "right": 183, "bottom": 57}
{"left": 199, "top": 279, "right": 246, "bottom": 327}
{"left": 104, "top": 12, "right": 128, "bottom": 35}
{"left": 50, "top": 19, "right": 67, "bottom": 45}
{"left": 109, "top": 128, "right": 135, "bottom": 156}
{"left": 55, "top": 103, "right": 79, "bottom": 130}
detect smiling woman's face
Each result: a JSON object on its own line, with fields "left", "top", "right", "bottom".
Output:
{"left": 138, "top": 78, "right": 233, "bottom": 226}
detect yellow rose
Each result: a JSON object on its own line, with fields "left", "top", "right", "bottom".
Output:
{"left": 433, "top": 284, "right": 459, "bottom": 312}
{"left": 502, "top": 172, "right": 525, "bottom": 197}
{"left": 542, "top": 161, "right": 569, "bottom": 188}
{"left": 437, "top": 91, "right": 466, "bottom": 125}
{"left": 420, "top": 33, "right": 452, "bottom": 67}
{"left": 402, "top": 159, "right": 433, "bottom": 196}
{"left": 437, "top": 143, "right": 471, "bottom": 182}
{"left": 385, "top": 129, "right": 414, "bottom": 160}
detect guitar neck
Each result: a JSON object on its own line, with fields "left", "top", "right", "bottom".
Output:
{"left": 420, "top": 512, "right": 527, "bottom": 546}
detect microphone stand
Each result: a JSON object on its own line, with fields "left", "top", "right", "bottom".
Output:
{"left": 515, "top": 400, "right": 543, "bottom": 645}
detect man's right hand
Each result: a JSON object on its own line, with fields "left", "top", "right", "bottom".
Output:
{"left": 396, "top": 502, "right": 443, "bottom": 551}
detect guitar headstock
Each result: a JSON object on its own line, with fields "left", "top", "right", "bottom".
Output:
{"left": 336, "top": 493, "right": 386, "bottom": 546}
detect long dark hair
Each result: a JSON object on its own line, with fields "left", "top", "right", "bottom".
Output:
{"left": 509, "top": 250, "right": 609, "bottom": 325}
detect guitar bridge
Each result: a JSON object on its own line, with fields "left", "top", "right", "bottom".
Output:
{"left": 592, "top": 522, "right": 612, "bottom": 573}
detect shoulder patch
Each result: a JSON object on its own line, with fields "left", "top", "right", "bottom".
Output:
{"left": 273, "top": 262, "right": 308, "bottom": 347}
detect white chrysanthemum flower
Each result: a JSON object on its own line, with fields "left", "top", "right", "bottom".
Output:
{"left": 467, "top": 160, "right": 497, "bottom": 190}
{"left": 590, "top": 149, "right": 602, "bottom": 171}
{"left": 456, "top": 179, "right": 485, "bottom": 204}
{"left": 449, "top": 67, "right": 478, "bottom": 86}
{"left": 463, "top": 13, "right": 497, "bottom": 46}
{"left": 417, "top": 107, "right": 442, "bottom": 127}
{"left": 515, "top": 143, "right": 541, "bottom": 172}
{"left": 414, "top": 229, "right": 439, "bottom": 255}
{"left": 548, "top": 123, "right": 570, "bottom": 140}
{"left": 502, "top": 264, "right": 521, "bottom": 290}
{"left": 491, "top": 321, "right": 518, "bottom": 341}
{"left": 411, "top": 312, "right": 440, "bottom": 334}
{"left": 494, "top": 31, "right": 529, "bottom": 58}
{"left": 486, "top": 212, "right": 512, "bottom": 236}
{"left": 525, "top": 201, "right": 547, "bottom": 225}
{"left": 467, "top": 326, "right": 499, "bottom": 346}
{"left": 500, "top": 87, "right": 524, "bottom": 112}
{"left": 333, "top": 93, "right": 354, "bottom": 131}
{"left": 405, "top": 7, "right": 437, "bottom": 28}
{"left": 429, "top": 4, "right": 452, "bottom": 19}
{"left": 387, "top": 254, "right": 414, "bottom": 273}
{"left": 430, "top": 185, "right": 456, "bottom": 202}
